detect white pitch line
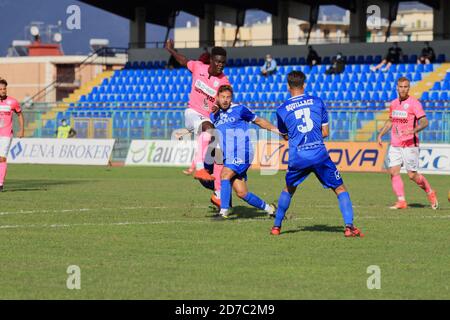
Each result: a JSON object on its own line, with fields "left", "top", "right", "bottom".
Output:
{"left": 1, "top": 203, "right": 446, "bottom": 217}
{"left": 0, "top": 206, "right": 163, "bottom": 216}
{"left": 0, "top": 215, "right": 449, "bottom": 230}
{"left": 0, "top": 205, "right": 214, "bottom": 217}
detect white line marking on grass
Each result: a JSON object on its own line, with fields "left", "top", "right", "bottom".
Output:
{"left": 1, "top": 215, "right": 449, "bottom": 230}
{"left": 0, "top": 205, "right": 212, "bottom": 217}
{"left": 0, "top": 220, "right": 210, "bottom": 230}
{"left": 0, "top": 206, "right": 163, "bottom": 216}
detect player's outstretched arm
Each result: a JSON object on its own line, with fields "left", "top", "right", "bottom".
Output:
{"left": 164, "top": 39, "right": 188, "bottom": 67}
{"left": 253, "top": 117, "right": 282, "bottom": 135}
{"left": 377, "top": 119, "right": 392, "bottom": 146}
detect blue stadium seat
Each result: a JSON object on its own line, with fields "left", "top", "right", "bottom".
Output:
{"left": 421, "top": 91, "right": 430, "bottom": 101}
{"left": 432, "top": 82, "right": 441, "bottom": 90}
{"left": 413, "top": 73, "right": 422, "bottom": 81}
{"left": 344, "top": 92, "right": 353, "bottom": 100}
{"left": 406, "top": 64, "right": 415, "bottom": 72}
{"left": 430, "top": 92, "right": 439, "bottom": 100}
{"left": 388, "top": 91, "right": 397, "bottom": 101}
{"left": 362, "top": 92, "right": 371, "bottom": 101}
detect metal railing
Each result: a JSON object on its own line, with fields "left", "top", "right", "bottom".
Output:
{"left": 129, "top": 32, "right": 449, "bottom": 49}
{"left": 29, "top": 47, "right": 128, "bottom": 103}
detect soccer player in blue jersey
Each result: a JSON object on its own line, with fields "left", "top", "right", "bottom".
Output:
{"left": 211, "top": 85, "right": 280, "bottom": 219}
{"left": 271, "top": 71, "right": 364, "bottom": 237}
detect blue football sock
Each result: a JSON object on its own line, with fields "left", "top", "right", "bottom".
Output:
{"left": 243, "top": 192, "right": 266, "bottom": 210}
{"left": 220, "top": 180, "right": 231, "bottom": 210}
{"left": 274, "top": 191, "right": 292, "bottom": 228}
{"left": 337, "top": 191, "right": 354, "bottom": 226}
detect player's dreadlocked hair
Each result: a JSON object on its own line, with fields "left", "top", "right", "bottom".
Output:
{"left": 287, "top": 71, "right": 306, "bottom": 89}
{"left": 211, "top": 47, "right": 227, "bottom": 57}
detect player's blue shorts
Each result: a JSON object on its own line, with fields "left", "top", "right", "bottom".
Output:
{"left": 286, "top": 156, "right": 343, "bottom": 189}
{"left": 225, "top": 162, "right": 251, "bottom": 181}
{"left": 223, "top": 151, "right": 253, "bottom": 181}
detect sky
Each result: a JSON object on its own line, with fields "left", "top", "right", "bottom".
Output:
{"left": 0, "top": 0, "right": 429, "bottom": 56}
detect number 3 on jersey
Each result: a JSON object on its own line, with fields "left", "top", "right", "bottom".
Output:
{"left": 294, "top": 108, "right": 314, "bottom": 133}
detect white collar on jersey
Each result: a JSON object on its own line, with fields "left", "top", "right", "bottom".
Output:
{"left": 223, "top": 103, "right": 239, "bottom": 112}
{"left": 287, "top": 93, "right": 306, "bottom": 101}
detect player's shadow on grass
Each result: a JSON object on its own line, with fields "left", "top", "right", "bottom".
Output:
{"left": 282, "top": 224, "right": 343, "bottom": 234}
{"left": 229, "top": 206, "right": 268, "bottom": 220}
{"left": 3, "top": 179, "right": 90, "bottom": 192}
{"left": 408, "top": 203, "right": 427, "bottom": 208}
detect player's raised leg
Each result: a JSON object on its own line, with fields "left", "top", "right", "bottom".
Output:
{"left": 193, "top": 122, "right": 215, "bottom": 181}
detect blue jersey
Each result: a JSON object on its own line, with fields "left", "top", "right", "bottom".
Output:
{"left": 210, "top": 103, "right": 257, "bottom": 166}
{"left": 277, "top": 94, "right": 329, "bottom": 169}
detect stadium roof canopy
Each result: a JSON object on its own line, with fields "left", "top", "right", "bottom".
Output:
{"left": 80, "top": 0, "right": 440, "bottom": 28}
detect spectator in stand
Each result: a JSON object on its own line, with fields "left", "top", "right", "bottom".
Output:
{"left": 260, "top": 54, "right": 277, "bottom": 77}
{"left": 306, "top": 46, "right": 321, "bottom": 67}
{"left": 417, "top": 42, "right": 435, "bottom": 64}
{"left": 325, "top": 52, "right": 345, "bottom": 75}
{"left": 371, "top": 42, "right": 403, "bottom": 72}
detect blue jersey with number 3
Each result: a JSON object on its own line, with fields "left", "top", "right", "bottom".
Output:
{"left": 277, "top": 94, "right": 329, "bottom": 169}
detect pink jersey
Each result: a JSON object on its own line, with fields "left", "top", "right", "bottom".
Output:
{"left": 187, "top": 60, "right": 230, "bottom": 117}
{"left": 389, "top": 96, "right": 426, "bottom": 147}
{"left": 0, "top": 96, "right": 21, "bottom": 137}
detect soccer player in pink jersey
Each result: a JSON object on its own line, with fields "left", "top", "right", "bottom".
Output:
{"left": 377, "top": 77, "right": 438, "bottom": 210}
{"left": 0, "top": 79, "right": 25, "bottom": 191}
{"left": 165, "top": 39, "right": 230, "bottom": 208}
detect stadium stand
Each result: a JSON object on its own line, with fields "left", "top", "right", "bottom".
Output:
{"left": 57, "top": 54, "right": 450, "bottom": 143}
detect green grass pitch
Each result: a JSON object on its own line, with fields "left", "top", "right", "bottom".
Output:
{"left": 0, "top": 164, "right": 449, "bottom": 299}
